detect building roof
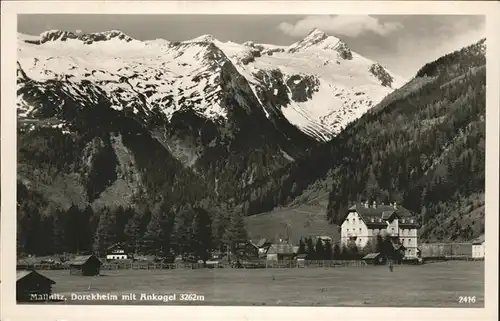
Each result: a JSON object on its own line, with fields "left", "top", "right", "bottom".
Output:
{"left": 68, "top": 255, "right": 102, "bottom": 266}
{"left": 345, "top": 202, "right": 419, "bottom": 228}
{"left": 472, "top": 234, "right": 485, "bottom": 244}
{"left": 255, "top": 238, "right": 271, "bottom": 248}
{"left": 248, "top": 241, "right": 260, "bottom": 249}
{"left": 17, "top": 270, "right": 56, "bottom": 284}
{"left": 363, "top": 253, "right": 381, "bottom": 259}
{"left": 266, "top": 244, "right": 296, "bottom": 255}
{"left": 107, "top": 242, "right": 126, "bottom": 251}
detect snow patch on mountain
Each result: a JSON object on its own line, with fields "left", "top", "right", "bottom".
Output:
{"left": 17, "top": 29, "right": 406, "bottom": 141}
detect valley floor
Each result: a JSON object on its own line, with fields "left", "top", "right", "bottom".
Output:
{"left": 31, "top": 261, "right": 483, "bottom": 307}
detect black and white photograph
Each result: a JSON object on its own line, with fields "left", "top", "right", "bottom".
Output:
{"left": 1, "top": 1, "right": 499, "bottom": 320}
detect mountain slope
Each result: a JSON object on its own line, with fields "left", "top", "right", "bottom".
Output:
{"left": 246, "top": 39, "right": 486, "bottom": 242}
{"left": 16, "top": 28, "right": 405, "bottom": 214}
{"left": 17, "top": 29, "right": 404, "bottom": 142}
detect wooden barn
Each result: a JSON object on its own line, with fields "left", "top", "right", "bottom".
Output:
{"left": 69, "top": 255, "right": 102, "bottom": 276}
{"left": 266, "top": 244, "right": 296, "bottom": 261}
{"left": 17, "top": 270, "right": 56, "bottom": 302}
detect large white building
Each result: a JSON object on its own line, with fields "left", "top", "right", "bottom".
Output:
{"left": 340, "top": 201, "right": 420, "bottom": 258}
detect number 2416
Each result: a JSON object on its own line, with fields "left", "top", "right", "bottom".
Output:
{"left": 458, "top": 296, "right": 477, "bottom": 303}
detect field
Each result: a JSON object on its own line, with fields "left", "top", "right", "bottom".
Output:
{"left": 245, "top": 205, "right": 340, "bottom": 244}
{"left": 35, "top": 261, "right": 484, "bottom": 307}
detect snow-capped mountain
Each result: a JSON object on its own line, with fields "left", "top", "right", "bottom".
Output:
{"left": 17, "top": 28, "right": 405, "bottom": 142}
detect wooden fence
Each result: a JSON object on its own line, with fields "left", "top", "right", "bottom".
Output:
{"left": 420, "top": 243, "right": 472, "bottom": 257}
{"left": 22, "top": 257, "right": 482, "bottom": 271}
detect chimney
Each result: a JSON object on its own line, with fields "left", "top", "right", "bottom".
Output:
{"left": 372, "top": 201, "right": 377, "bottom": 208}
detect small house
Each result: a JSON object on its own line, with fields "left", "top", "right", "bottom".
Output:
{"left": 106, "top": 243, "right": 128, "bottom": 260}
{"left": 472, "top": 235, "right": 485, "bottom": 259}
{"left": 233, "top": 241, "right": 259, "bottom": 259}
{"left": 16, "top": 257, "right": 37, "bottom": 270}
{"left": 296, "top": 254, "right": 307, "bottom": 267}
{"left": 68, "top": 255, "right": 102, "bottom": 276}
{"left": 266, "top": 244, "right": 296, "bottom": 261}
{"left": 17, "top": 270, "right": 56, "bottom": 302}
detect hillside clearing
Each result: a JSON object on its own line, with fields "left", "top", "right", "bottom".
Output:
{"left": 245, "top": 205, "right": 342, "bottom": 244}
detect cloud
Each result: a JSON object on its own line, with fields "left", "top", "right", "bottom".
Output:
{"left": 278, "top": 15, "right": 403, "bottom": 38}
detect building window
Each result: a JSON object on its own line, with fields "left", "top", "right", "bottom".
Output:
{"left": 359, "top": 228, "right": 362, "bottom": 233}
{"left": 407, "top": 239, "right": 411, "bottom": 245}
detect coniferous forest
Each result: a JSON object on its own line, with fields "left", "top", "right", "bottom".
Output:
{"left": 16, "top": 39, "right": 486, "bottom": 258}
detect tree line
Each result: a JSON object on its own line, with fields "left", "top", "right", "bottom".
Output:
{"left": 16, "top": 199, "right": 249, "bottom": 260}
{"left": 297, "top": 234, "right": 402, "bottom": 261}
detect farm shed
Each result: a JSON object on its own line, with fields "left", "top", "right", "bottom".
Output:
{"left": 266, "top": 244, "right": 296, "bottom": 261}
{"left": 471, "top": 235, "right": 485, "bottom": 259}
{"left": 362, "top": 253, "right": 385, "bottom": 265}
{"left": 17, "top": 270, "right": 55, "bottom": 302}
{"left": 69, "top": 255, "right": 102, "bottom": 276}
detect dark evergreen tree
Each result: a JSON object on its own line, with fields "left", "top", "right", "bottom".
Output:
{"left": 314, "top": 238, "right": 325, "bottom": 260}
{"left": 298, "top": 238, "right": 306, "bottom": 255}
{"left": 332, "top": 243, "right": 341, "bottom": 260}
{"left": 93, "top": 206, "right": 118, "bottom": 255}
{"left": 305, "top": 237, "right": 315, "bottom": 260}
{"left": 323, "top": 239, "right": 333, "bottom": 260}
{"left": 223, "top": 211, "right": 248, "bottom": 253}
{"left": 192, "top": 207, "right": 212, "bottom": 262}
{"left": 341, "top": 244, "right": 350, "bottom": 260}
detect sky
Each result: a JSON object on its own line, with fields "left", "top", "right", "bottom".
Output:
{"left": 17, "top": 14, "right": 486, "bottom": 78}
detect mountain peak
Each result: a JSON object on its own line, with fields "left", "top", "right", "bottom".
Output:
{"left": 187, "top": 34, "right": 218, "bottom": 43}
{"left": 288, "top": 28, "right": 341, "bottom": 54}
{"left": 307, "top": 28, "right": 329, "bottom": 38}
{"left": 38, "top": 29, "right": 134, "bottom": 44}
{"left": 303, "top": 28, "right": 330, "bottom": 43}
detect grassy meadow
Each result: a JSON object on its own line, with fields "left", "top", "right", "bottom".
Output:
{"left": 31, "top": 261, "right": 484, "bottom": 307}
